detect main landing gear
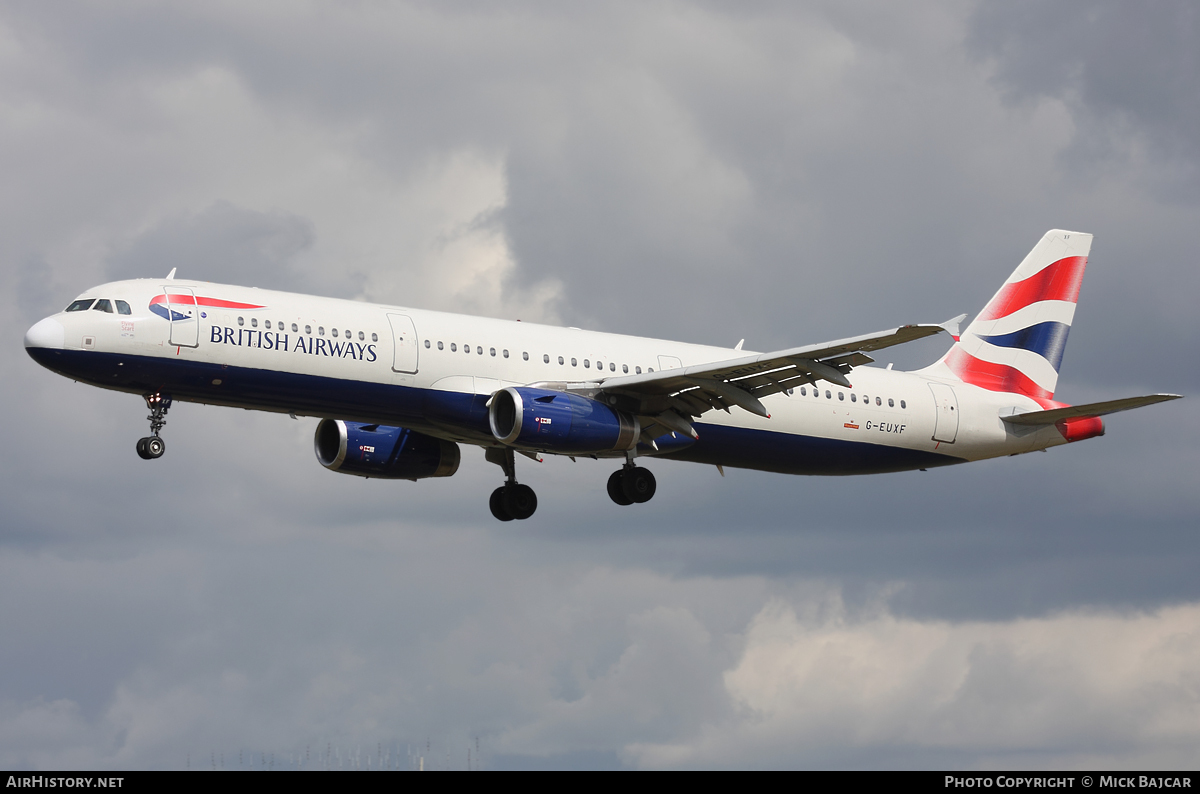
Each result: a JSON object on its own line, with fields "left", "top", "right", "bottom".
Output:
{"left": 486, "top": 447, "right": 538, "bottom": 521}
{"left": 607, "top": 462, "right": 656, "bottom": 506}
{"left": 136, "top": 392, "right": 171, "bottom": 460}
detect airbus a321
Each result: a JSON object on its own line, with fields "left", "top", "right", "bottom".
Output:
{"left": 24, "top": 230, "right": 1180, "bottom": 521}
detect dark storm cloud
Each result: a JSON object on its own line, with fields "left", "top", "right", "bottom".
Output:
{"left": 2, "top": 1, "right": 1197, "bottom": 770}
{"left": 968, "top": 0, "right": 1200, "bottom": 197}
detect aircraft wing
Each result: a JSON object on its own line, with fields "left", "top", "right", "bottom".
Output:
{"left": 1002, "top": 394, "right": 1182, "bottom": 425}
{"left": 590, "top": 316, "right": 965, "bottom": 441}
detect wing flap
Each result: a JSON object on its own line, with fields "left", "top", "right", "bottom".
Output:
{"left": 1002, "top": 394, "right": 1181, "bottom": 425}
{"left": 592, "top": 319, "right": 959, "bottom": 432}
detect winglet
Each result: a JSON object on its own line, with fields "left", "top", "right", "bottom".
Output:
{"left": 940, "top": 313, "right": 968, "bottom": 342}
{"left": 165, "top": 267, "right": 177, "bottom": 280}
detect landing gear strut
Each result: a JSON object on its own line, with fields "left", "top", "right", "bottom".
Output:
{"left": 607, "top": 461, "right": 656, "bottom": 506}
{"left": 136, "top": 392, "right": 171, "bottom": 460}
{"left": 485, "top": 447, "right": 538, "bottom": 521}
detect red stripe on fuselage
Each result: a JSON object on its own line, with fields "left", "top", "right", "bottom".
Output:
{"left": 978, "top": 256, "right": 1087, "bottom": 321}
{"left": 150, "top": 294, "right": 265, "bottom": 310}
{"left": 943, "top": 347, "right": 1056, "bottom": 405}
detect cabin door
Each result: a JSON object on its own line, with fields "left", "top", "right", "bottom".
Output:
{"left": 164, "top": 287, "right": 199, "bottom": 348}
{"left": 929, "top": 382, "right": 959, "bottom": 443}
{"left": 387, "top": 313, "right": 419, "bottom": 374}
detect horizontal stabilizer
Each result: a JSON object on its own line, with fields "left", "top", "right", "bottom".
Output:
{"left": 1002, "top": 394, "right": 1181, "bottom": 426}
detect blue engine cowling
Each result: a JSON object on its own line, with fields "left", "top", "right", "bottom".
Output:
{"left": 314, "top": 419, "right": 460, "bottom": 479}
{"left": 488, "top": 387, "right": 640, "bottom": 453}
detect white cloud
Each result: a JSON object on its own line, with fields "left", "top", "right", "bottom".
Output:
{"left": 628, "top": 597, "right": 1200, "bottom": 769}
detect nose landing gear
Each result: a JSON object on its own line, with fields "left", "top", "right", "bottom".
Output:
{"left": 607, "top": 463, "right": 656, "bottom": 506}
{"left": 136, "top": 392, "right": 171, "bottom": 460}
{"left": 485, "top": 447, "right": 538, "bottom": 521}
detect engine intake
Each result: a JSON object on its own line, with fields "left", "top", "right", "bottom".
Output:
{"left": 488, "top": 387, "right": 640, "bottom": 453}
{"left": 314, "top": 419, "right": 460, "bottom": 479}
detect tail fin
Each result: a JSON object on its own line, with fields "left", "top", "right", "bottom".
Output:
{"left": 932, "top": 229, "right": 1091, "bottom": 404}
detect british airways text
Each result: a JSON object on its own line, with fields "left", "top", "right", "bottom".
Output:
{"left": 210, "top": 326, "right": 378, "bottom": 362}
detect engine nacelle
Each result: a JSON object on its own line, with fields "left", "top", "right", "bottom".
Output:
{"left": 314, "top": 419, "right": 460, "bottom": 479}
{"left": 488, "top": 387, "right": 640, "bottom": 453}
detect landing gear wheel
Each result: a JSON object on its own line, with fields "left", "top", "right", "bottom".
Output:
{"left": 490, "top": 487, "right": 514, "bottom": 522}
{"left": 607, "top": 470, "right": 633, "bottom": 505}
{"left": 621, "top": 467, "right": 656, "bottom": 504}
{"left": 145, "top": 436, "right": 166, "bottom": 459}
{"left": 503, "top": 483, "right": 538, "bottom": 520}
{"left": 136, "top": 438, "right": 150, "bottom": 460}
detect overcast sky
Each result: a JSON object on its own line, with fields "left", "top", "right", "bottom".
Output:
{"left": 2, "top": 1, "right": 1198, "bottom": 770}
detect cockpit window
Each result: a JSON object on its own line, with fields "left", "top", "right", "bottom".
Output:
{"left": 115, "top": 300, "right": 132, "bottom": 315}
{"left": 66, "top": 299, "right": 95, "bottom": 312}
{"left": 93, "top": 299, "right": 113, "bottom": 313}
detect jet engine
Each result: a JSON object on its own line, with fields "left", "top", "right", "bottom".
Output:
{"left": 314, "top": 419, "right": 460, "bottom": 479}
{"left": 488, "top": 387, "right": 640, "bottom": 453}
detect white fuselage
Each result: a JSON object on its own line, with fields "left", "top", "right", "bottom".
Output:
{"left": 26, "top": 278, "right": 1071, "bottom": 476}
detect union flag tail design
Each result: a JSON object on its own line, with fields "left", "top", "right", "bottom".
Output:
{"left": 935, "top": 230, "right": 1092, "bottom": 404}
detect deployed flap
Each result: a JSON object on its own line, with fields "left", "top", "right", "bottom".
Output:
{"left": 1003, "top": 394, "right": 1181, "bottom": 426}
{"left": 600, "top": 321, "right": 950, "bottom": 400}
{"left": 589, "top": 321, "right": 955, "bottom": 433}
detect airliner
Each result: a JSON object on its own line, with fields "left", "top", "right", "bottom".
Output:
{"left": 24, "top": 230, "right": 1180, "bottom": 521}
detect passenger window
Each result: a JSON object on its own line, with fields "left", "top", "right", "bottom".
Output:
{"left": 623, "top": 364, "right": 628, "bottom": 373}
{"left": 543, "top": 354, "right": 549, "bottom": 363}
{"left": 649, "top": 368, "right": 654, "bottom": 373}
{"left": 610, "top": 363, "right": 616, "bottom": 372}
{"left": 305, "top": 325, "right": 312, "bottom": 334}
{"left": 318, "top": 327, "right": 325, "bottom": 336}
{"left": 558, "top": 356, "right": 564, "bottom": 365}
{"left": 900, "top": 400, "right": 906, "bottom": 409}
{"left": 583, "top": 359, "right": 590, "bottom": 368}
{"left": 888, "top": 398, "right": 894, "bottom": 407}
{"left": 876, "top": 397, "right": 881, "bottom": 406}
{"left": 251, "top": 318, "right": 258, "bottom": 328}
{"left": 424, "top": 340, "right": 431, "bottom": 348}
{"left": 635, "top": 366, "right": 642, "bottom": 374}
{"left": 838, "top": 392, "right": 844, "bottom": 401}
{"left": 825, "top": 390, "right": 831, "bottom": 399}
{"left": 344, "top": 330, "right": 350, "bottom": 338}
{"left": 93, "top": 299, "right": 113, "bottom": 313}
{"left": 359, "top": 331, "right": 365, "bottom": 341}
{"left": 438, "top": 341, "right": 444, "bottom": 350}
{"left": 115, "top": 300, "right": 132, "bottom": 315}
{"left": 571, "top": 358, "right": 577, "bottom": 367}
{"left": 800, "top": 387, "right": 806, "bottom": 396}
{"left": 65, "top": 299, "right": 95, "bottom": 312}
{"left": 277, "top": 320, "right": 283, "bottom": 329}
{"left": 490, "top": 347, "right": 496, "bottom": 357}
{"left": 265, "top": 320, "right": 271, "bottom": 329}
{"left": 851, "top": 393, "right": 856, "bottom": 403}
{"left": 238, "top": 317, "right": 245, "bottom": 327}
{"left": 292, "top": 323, "right": 298, "bottom": 332}
{"left": 477, "top": 346, "right": 483, "bottom": 355}
{"left": 451, "top": 343, "right": 457, "bottom": 352}
{"left": 332, "top": 328, "right": 338, "bottom": 337}
{"left": 522, "top": 352, "right": 529, "bottom": 360}
{"left": 371, "top": 333, "right": 377, "bottom": 342}
{"left": 503, "top": 350, "right": 510, "bottom": 358}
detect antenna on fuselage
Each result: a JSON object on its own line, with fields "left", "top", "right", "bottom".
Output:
{"left": 165, "top": 267, "right": 177, "bottom": 280}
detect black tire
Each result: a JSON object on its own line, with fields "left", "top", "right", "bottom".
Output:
{"left": 607, "top": 470, "right": 633, "bottom": 505}
{"left": 145, "top": 436, "right": 166, "bottom": 459}
{"left": 490, "top": 487, "right": 514, "bottom": 521}
{"left": 136, "top": 438, "right": 150, "bottom": 460}
{"left": 503, "top": 483, "right": 538, "bottom": 520}
{"left": 621, "top": 467, "right": 656, "bottom": 504}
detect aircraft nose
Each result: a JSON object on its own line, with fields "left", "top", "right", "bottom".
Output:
{"left": 25, "top": 317, "right": 65, "bottom": 349}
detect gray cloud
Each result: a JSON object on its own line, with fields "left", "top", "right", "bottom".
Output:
{"left": 2, "top": 0, "right": 1197, "bottom": 769}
